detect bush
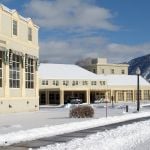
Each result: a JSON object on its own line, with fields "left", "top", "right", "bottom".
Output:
{"left": 69, "top": 105, "right": 94, "bottom": 118}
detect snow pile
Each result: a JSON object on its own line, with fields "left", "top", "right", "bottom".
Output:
{"left": 64, "top": 104, "right": 72, "bottom": 109}
{"left": 0, "top": 112, "right": 150, "bottom": 146}
{"left": 39, "top": 120, "right": 150, "bottom": 150}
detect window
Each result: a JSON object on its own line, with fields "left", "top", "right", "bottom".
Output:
{"left": 72, "top": 81, "right": 78, "bottom": 86}
{"left": 118, "top": 91, "right": 124, "bottom": 101}
{"left": 102, "top": 69, "right": 105, "bottom": 74}
{"left": 93, "top": 68, "right": 96, "bottom": 73}
{"left": 100, "top": 81, "right": 105, "bottom": 85}
{"left": 76, "top": 81, "right": 78, "bottom": 85}
{"left": 144, "top": 90, "right": 150, "bottom": 100}
{"left": 28, "top": 27, "right": 32, "bottom": 41}
{"left": 111, "top": 69, "right": 114, "bottom": 74}
{"left": 42, "top": 80, "right": 48, "bottom": 85}
{"left": 9, "top": 53, "right": 20, "bottom": 88}
{"left": 0, "top": 51, "right": 2, "bottom": 87}
{"left": 63, "top": 80, "right": 69, "bottom": 86}
{"left": 126, "top": 90, "right": 133, "bottom": 101}
{"left": 121, "top": 70, "right": 125, "bottom": 74}
{"left": 83, "top": 81, "right": 88, "bottom": 85}
{"left": 53, "top": 80, "right": 59, "bottom": 86}
{"left": 56, "top": 80, "right": 59, "bottom": 86}
{"left": 25, "top": 58, "right": 34, "bottom": 88}
{"left": 72, "top": 81, "right": 75, "bottom": 86}
{"left": 91, "top": 81, "right": 96, "bottom": 85}
{"left": 13, "top": 20, "right": 17, "bottom": 36}
{"left": 134, "top": 90, "right": 142, "bottom": 100}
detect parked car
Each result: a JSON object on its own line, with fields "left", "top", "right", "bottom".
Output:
{"left": 94, "top": 98, "right": 105, "bottom": 104}
{"left": 70, "top": 98, "right": 82, "bottom": 104}
{"left": 65, "top": 97, "right": 82, "bottom": 104}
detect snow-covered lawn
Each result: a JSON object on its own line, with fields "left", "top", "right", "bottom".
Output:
{"left": 39, "top": 119, "right": 150, "bottom": 150}
{"left": 0, "top": 102, "right": 150, "bottom": 147}
{"left": 1, "top": 111, "right": 150, "bottom": 146}
{"left": 0, "top": 104, "right": 126, "bottom": 134}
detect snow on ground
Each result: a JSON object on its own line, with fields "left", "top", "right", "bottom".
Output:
{"left": 0, "top": 102, "right": 149, "bottom": 146}
{"left": 0, "top": 103, "right": 127, "bottom": 134}
{"left": 39, "top": 120, "right": 150, "bottom": 150}
{"left": 1, "top": 111, "right": 150, "bottom": 146}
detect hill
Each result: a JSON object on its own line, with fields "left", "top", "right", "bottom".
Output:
{"left": 128, "top": 54, "right": 150, "bottom": 82}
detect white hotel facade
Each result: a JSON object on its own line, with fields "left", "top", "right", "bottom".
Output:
{"left": 0, "top": 4, "right": 39, "bottom": 113}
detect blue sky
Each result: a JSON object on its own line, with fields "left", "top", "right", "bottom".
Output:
{"left": 0, "top": 0, "right": 150, "bottom": 63}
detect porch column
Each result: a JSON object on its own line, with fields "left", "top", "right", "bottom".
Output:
{"left": 133, "top": 90, "right": 135, "bottom": 102}
{"left": 4, "top": 64, "right": 9, "bottom": 97}
{"left": 86, "top": 90, "right": 90, "bottom": 104}
{"left": 60, "top": 90, "right": 64, "bottom": 105}
{"left": 105, "top": 91, "right": 109, "bottom": 102}
{"left": 124, "top": 91, "right": 127, "bottom": 102}
{"left": 21, "top": 65, "right": 25, "bottom": 97}
{"left": 110, "top": 90, "right": 114, "bottom": 102}
{"left": 115, "top": 91, "right": 118, "bottom": 102}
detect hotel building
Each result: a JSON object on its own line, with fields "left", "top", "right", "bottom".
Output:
{"left": 83, "top": 58, "right": 129, "bottom": 75}
{"left": 0, "top": 4, "right": 39, "bottom": 113}
{"left": 39, "top": 63, "right": 150, "bottom": 105}
{"left": 0, "top": 4, "right": 149, "bottom": 112}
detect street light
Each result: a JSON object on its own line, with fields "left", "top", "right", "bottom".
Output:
{"left": 136, "top": 67, "right": 141, "bottom": 111}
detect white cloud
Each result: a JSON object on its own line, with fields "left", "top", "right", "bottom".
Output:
{"left": 24, "top": 0, "right": 118, "bottom": 31}
{"left": 24, "top": 0, "right": 149, "bottom": 63}
{"left": 39, "top": 37, "right": 150, "bottom": 63}
{"left": 106, "top": 43, "right": 150, "bottom": 61}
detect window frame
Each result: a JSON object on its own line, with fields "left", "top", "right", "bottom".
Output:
{"left": 12, "top": 20, "right": 18, "bottom": 36}
{"left": 52, "top": 80, "right": 59, "bottom": 86}
{"left": 102, "top": 69, "right": 105, "bottom": 74}
{"left": 42, "top": 80, "right": 48, "bottom": 85}
{"left": 111, "top": 69, "right": 115, "bottom": 74}
{"left": 25, "top": 57, "right": 34, "bottom": 89}
{"left": 9, "top": 53, "right": 20, "bottom": 88}
{"left": 121, "top": 69, "right": 125, "bottom": 74}
{"left": 28, "top": 27, "right": 32, "bottom": 41}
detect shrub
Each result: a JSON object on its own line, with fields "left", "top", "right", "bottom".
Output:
{"left": 69, "top": 105, "right": 94, "bottom": 118}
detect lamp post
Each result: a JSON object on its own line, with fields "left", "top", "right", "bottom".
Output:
{"left": 136, "top": 67, "right": 141, "bottom": 112}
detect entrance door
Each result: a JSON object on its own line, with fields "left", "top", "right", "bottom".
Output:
{"left": 49, "top": 91, "right": 60, "bottom": 105}
{"left": 39, "top": 92, "right": 46, "bottom": 105}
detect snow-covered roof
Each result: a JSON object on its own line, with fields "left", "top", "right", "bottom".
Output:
{"left": 39, "top": 63, "right": 150, "bottom": 86}
{"left": 101, "top": 75, "right": 150, "bottom": 86}
{"left": 39, "top": 63, "right": 102, "bottom": 80}
{"left": 0, "top": 4, "right": 39, "bottom": 28}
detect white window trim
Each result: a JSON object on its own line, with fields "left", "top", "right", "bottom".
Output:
{"left": 12, "top": 19, "right": 19, "bottom": 37}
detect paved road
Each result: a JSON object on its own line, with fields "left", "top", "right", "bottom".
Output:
{"left": 1, "top": 116, "right": 150, "bottom": 150}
